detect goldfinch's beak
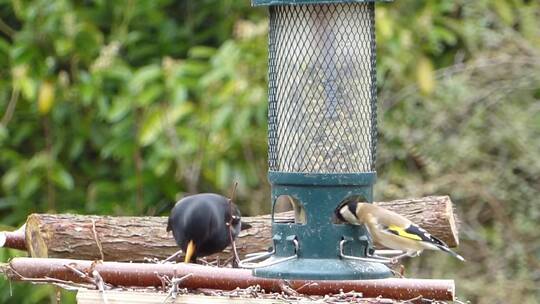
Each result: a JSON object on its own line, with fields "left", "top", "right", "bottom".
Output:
{"left": 184, "top": 240, "right": 196, "bottom": 263}
{"left": 335, "top": 202, "right": 361, "bottom": 225}
{"left": 334, "top": 204, "right": 346, "bottom": 222}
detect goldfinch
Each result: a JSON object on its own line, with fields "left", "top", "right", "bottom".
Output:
{"left": 335, "top": 200, "right": 464, "bottom": 261}
{"left": 167, "top": 193, "right": 242, "bottom": 263}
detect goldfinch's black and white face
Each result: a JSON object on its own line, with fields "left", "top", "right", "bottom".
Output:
{"left": 335, "top": 201, "right": 361, "bottom": 225}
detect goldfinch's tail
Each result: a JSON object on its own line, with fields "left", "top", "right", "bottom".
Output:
{"left": 437, "top": 245, "right": 465, "bottom": 261}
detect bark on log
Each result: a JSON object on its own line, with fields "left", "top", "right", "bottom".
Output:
{"left": 10, "top": 196, "right": 457, "bottom": 262}
{"left": 0, "top": 257, "right": 456, "bottom": 301}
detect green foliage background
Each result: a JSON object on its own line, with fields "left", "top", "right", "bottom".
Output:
{"left": 0, "top": 0, "right": 538, "bottom": 303}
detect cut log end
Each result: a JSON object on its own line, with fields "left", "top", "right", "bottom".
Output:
{"left": 444, "top": 197, "right": 460, "bottom": 247}
{"left": 25, "top": 214, "right": 49, "bottom": 258}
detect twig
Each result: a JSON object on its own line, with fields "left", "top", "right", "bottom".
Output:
{"left": 453, "top": 297, "right": 469, "bottom": 304}
{"left": 64, "top": 262, "right": 114, "bottom": 300}
{"left": 221, "top": 256, "right": 234, "bottom": 267}
{"left": 197, "top": 258, "right": 218, "bottom": 267}
{"left": 196, "top": 288, "right": 222, "bottom": 297}
{"left": 155, "top": 273, "right": 169, "bottom": 291}
{"left": 0, "top": 17, "right": 15, "bottom": 38}
{"left": 402, "top": 295, "right": 423, "bottom": 303}
{"left": 144, "top": 257, "right": 161, "bottom": 264}
{"left": 47, "top": 281, "right": 86, "bottom": 291}
{"left": 64, "top": 263, "right": 96, "bottom": 285}
{"left": 227, "top": 182, "right": 240, "bottom": 267}
{"left": 295, "top": 282, "right": 318, "bottom": 293}
{"left": 92, "top": 270, "right": 109, "bottom": 304}
{"left": 161, "top": 248, "right": 183, "bottom": 264}
{"left": 7, "top": 266, "right": 90, "bottom": 289}
{"left": 278, "top": 280, "right": 300, "bottom": 297}
{"left": 228, "top": 181, "right": 238, "bottom": 205}
{"left": 389, "top": 264, "right": 406, "bottom": 278}
{"left": 91, "top": 219, "right": 105, "bottom": 261}
{"left": 163, "top": 273, "right": 193, "bottom": 304}
{"left": 1, "top": 86, "right": 19, "bottom": 126}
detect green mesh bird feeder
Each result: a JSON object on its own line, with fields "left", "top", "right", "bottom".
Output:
{"left": 240, "top": 0, "right": 393, "bottom": 280}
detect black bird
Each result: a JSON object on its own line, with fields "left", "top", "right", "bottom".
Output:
{"left": 167, "top": 193, "right": 242, "bottom": 263}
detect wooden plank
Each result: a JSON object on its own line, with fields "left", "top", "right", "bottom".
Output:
{"left": 76, "top": 289, "right": 291, "bottom": 304}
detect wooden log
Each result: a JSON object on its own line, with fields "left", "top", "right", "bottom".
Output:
{"left": 1, "top": 257, "right": 456, "bottom": 301}
{"left": 24, "top": 214, "right": 175, "bottom": 261}
{"left": 13, "top": 196, "right": 457, "bottom": 262}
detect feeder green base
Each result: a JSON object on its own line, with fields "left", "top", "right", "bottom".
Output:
{"left": 254, "top": 258, "right": 392, "bottom": 280}
{"left": 252, "top": 171, "right": 392, "bottom": 280}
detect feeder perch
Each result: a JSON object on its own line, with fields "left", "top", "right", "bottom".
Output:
{"left": 243, "top": 0, "right": 393, "bottom": 280}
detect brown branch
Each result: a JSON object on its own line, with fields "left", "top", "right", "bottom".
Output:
{"left": 0, "top": 225, "right": 26, "bottom": 251}
{"left": 3, "top": 257, "right": 455, "bottom": 301}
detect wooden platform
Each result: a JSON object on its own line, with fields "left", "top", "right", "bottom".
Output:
{"left": 77, "top": 290, "right": 285, "bottom": 304}
{"left": 76, "top": 289, "right": 397, "bottom": 304}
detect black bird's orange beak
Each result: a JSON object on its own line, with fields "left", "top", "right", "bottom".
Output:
{"left": 184, "top": 240, "right": 196, "bottom": 263}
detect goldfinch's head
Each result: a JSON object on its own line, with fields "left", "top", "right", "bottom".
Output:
{"left": 335, "top": 198, "right": 361, "bottom": 225}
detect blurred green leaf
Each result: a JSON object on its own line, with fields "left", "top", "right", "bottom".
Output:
{"left": 492, "top": 0, "right": 514, "bottom": 25}
{"left": 108, "top": 97, "right": 133, "bottom": 122}
{"left": 20, "top": 175, "right": 40, "bottom": 198}
{"left": 2, "top": 167, "right": 21, "bottom": 190}
{"left": 51, "top": 167, "right": 74, "bottom": 190}
{"left": 0, "top": 125, "right": 8, "bottom": 143}
{"left": 137, "top": 83, "right": 163, "bottom": 106}
{"left": 189, "top": 46, "right": 217, "bottom": 59}
{"left": 129, "top": 65, "right": 162, "bottom": 94}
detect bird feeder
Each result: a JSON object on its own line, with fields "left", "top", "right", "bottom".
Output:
{"left": 242, "top": 0, "right": 393, "bottom": 280}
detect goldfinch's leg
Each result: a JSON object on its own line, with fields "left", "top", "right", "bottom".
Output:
{"left": 411, "top": 251, "right": 421, "bottom": 257}
{"left": 184, "top": 240, "right": 196, "bottom": 263}
{"left": 387, "top": 251, "right": 420, "bottom": 264}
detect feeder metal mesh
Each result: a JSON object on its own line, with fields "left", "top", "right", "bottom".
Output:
{"left": 268, "top": 3, "right": 377, "bottom": 173}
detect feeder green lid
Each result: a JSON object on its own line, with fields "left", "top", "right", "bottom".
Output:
{"left": 252, "top": 0, "right": 391, "bottom": 6}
